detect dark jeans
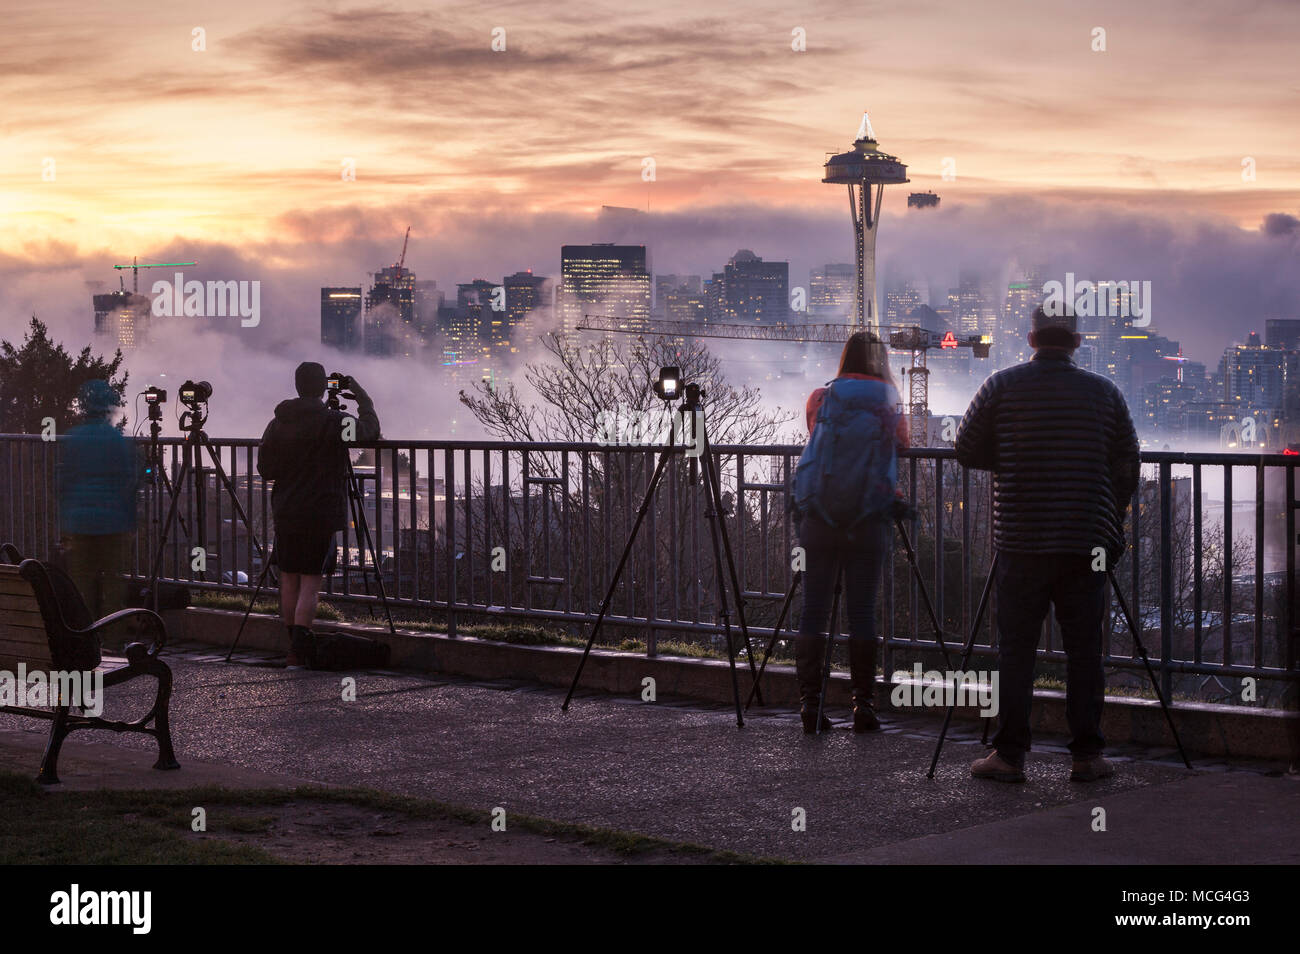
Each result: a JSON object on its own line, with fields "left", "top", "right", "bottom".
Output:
{"left": 992, "top": 552, "right": 1107, "bottom": 767}
{"left": 796, "top": 514, "right": 887, "bottom": 642}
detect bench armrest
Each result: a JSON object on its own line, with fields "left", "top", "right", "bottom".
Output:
{"left": 83, "top": 608, "right": 168, "bottom": 656}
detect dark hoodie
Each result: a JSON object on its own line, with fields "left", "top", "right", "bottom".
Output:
{"left": 257, "top": 387, "right": 380, "bottom": 532}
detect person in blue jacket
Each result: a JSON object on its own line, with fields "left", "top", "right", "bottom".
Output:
{"left": 57, "top": 379, "right": 138, "bottom": 618}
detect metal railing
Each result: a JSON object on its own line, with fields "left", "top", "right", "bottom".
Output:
{"left": 3, "top": 434, "right": 1296, "bottom": 705}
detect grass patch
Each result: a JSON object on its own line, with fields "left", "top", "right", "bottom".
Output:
{"left": 0, "top": 770, "right": 781, "bottom": 865}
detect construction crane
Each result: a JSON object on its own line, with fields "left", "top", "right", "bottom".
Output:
{"left": 393, "top": 226, "right": 410, "bottom": 279}
{"left": 112, "top": 256, "right": 198, "bottom": 293}
{"left": 575, "top": 314, "right": 991, "bottom": 446}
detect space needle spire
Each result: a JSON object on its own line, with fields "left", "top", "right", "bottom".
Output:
{"left": 822, "top": 112, "right": 909, "bottom": 330}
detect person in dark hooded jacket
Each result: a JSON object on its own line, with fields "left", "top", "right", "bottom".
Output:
{"left": 258, "top": 362, "right": 380, "bottom": 666}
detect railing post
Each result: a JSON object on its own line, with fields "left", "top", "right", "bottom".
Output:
{"left": 1159, "top": 460, "right": 1174, "bottom": 701}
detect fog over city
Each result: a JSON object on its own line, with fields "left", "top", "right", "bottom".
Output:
{"left": 4, "top": 194, "right": 1297, "bottom": 440}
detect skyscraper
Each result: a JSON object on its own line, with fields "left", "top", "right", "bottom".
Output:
{"left": 1265, "top": 318, "right": 1300, "bottom": 350}
{"left": 92, "top": 290, "right": 151, "bottom": 351}
{"left": 656, "top": 274, "right": 705, "bottom": 323}
{"left": 810, "top": 264, "right": 854, "bottom": 319}
{"left": 364, "top": 265, "right": 417, "bottom": 357}
{"left": 557, "top": 244, "right": 651, "bottom": 333}
{"left": 720, "top": 249, "right": 789, "bottom": 325}
{"left": 504, "top": 270, "right": 551, "bottom": 345}
{"left": 321, "top": 287, "right": 363, "bottom": 351}
{"left": 884, "top": 280, "right": 922, "bottom": 325}
{"left": 1223, "top": 332, "right": 1287, "bottom": 410}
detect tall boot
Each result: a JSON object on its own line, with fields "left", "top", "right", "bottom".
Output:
{"left": 849, "top": 638, "right": 882, "bottom": 733}
{"left": 794, "top": 634, "right": 833, "bottom": 734}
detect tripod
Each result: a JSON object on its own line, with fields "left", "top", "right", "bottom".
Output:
{"left": 145, "top": 401, "right": 266, "bottom": 615}
{"left": 561, "top": 383, "right": 763, "bottom": 726}
{"left": 226, "top": 393, "right": 395, "bottom": 660}
{"left": 926, "top": 554, "right": 1193, "bottom": 778}
{"left": 745, "top": 510, "right": 955, "bottom": 732}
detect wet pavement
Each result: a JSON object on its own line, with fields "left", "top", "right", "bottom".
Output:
{"left": 3, "top": 642, "right": 1296, "bottom": 863}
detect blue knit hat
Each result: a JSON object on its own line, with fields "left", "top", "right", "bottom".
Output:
{"left": 79, "top": 379, "right": 120, "bottom": 417}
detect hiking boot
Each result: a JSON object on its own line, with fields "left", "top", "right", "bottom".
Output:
{"left": 971, "top": 751, "right": 1026, "bottom": 783}
{"left": 287, "top": 625, "right": 314, "bottom": 670}
{"left": 848, "top": 638, "right": 881, "bottom": 733}
{"left": 794, "top": 634, "right": 833, "bottom": 734}
{"left": 1070, "top": 755, "right": 1115, "bottom": 782}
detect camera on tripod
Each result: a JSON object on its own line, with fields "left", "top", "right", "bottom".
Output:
{"left": 144, "top": 386, "right": 167, "bottom": 406}
{"left": 178, "top": 380, "right": 212, "bottom": 409}
{"left": 652, "top": 367, "right": 681, "bottom": 402}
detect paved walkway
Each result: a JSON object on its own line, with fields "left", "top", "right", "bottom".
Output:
{"left": 3, "top": 643, "right": 1296, "bottom": 863}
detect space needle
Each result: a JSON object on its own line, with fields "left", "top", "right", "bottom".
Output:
{"left": 822, "top": 112, "right": 909, "bottom": 330}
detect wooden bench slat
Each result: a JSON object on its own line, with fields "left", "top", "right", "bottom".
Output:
{"left": 0, "top": 608, "right": 46, "bottom": 627}
{"left": 0, "top": 654, "right": 55, "bottom": 673}
{"left": 0, "top": 614, "right": 49, "bottom": 632}
{"left": 0, "top": 624, "right": 51, "bottom": 643}
{"left": 0, "top": 593, "right": 41, "bottom": 610}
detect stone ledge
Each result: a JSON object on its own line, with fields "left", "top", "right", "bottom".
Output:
{"left": 183, "top": 607, "right": 1298, "bottom": 762}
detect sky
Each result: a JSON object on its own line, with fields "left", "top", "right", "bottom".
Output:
{"left": 1, "top": 0, "right": 1298, "bottom": 434}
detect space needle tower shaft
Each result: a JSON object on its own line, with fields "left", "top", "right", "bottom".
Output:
{"left": 822, "top": 113, "right": 909, "bottom": 331}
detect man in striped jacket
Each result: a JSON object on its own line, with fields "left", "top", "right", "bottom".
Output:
{"left": 956, "top": 304, "right": 1140, "bottom": 783}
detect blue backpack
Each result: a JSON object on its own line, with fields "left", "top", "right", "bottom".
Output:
{"left": 793, "top": 377, "right": 900, "bottom": 534}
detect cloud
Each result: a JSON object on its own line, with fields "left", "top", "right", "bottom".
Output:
{"left": 1261, "top": 212, "right": 1300, "bottom": 236}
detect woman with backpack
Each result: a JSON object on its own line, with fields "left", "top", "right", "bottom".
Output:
{"left": 792, "top": 331, "right": 907, "bottom": 734}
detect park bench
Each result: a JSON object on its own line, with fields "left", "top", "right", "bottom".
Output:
{"left": 0, "top": 547, "right": 179, "bottom": 784}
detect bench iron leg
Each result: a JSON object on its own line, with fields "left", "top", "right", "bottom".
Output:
{"left": 37, "top": 706, "right": 69, "bottom": 784}
{"left": 150, "top": 664, "right": 180, "bottom": 771}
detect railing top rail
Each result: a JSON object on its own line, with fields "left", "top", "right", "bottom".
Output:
{"left": 1, "top": 433, "right": 1296, "bottom": 465}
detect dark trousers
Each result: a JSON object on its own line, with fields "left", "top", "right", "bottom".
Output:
{"left": 992, "top": 552, "right": 1107, "bottom": 767}
{"left": 797, "top": 514, "right": 887, "bottom": 642}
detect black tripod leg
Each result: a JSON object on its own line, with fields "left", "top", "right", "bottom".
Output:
{"left": 202, "top": 442, "right": 268, "bottom": 565}
{"left": 703, "top": 445, "right": 763, "bottom": 707}
{"left": 146, "top": 458, "right": 192, "bottom": 612}
{"left": 816, "top": 570, "right": 844, "bottom": 734}
{"left": 699, "top": 452, "right": 746, "bottom": 727}
{"left": 562, "top": 444, "right": 675, "bottom": 711}
{"left": 351, "top": 472, "right": 397, "bottom": 636}
{"left": 1108, "top": 568, "right": 1192, "bottom": 770}
{"left": 894, "top": 517, "right": 954, "bottom": 668}
{"left": 227, "top": 556, "right": 273, "bottom": 661}
{"left": 746, "top": 570, "right": 801, "bottom": 710}
{"left": 928, "top": 551, "right": 999, "bottom": 778}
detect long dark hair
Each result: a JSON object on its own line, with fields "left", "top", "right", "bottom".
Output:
{"left": 837, "top": 331, "right": 895, "bottom": 385}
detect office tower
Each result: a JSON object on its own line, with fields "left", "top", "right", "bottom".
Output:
{"left": 1001, "top": 276, "right": 1040, "bottom": 368}
{"left": 810, "top": 264, "right": 854, "bottom": 319}
{"left": 656, "top": 275, "right": 705, "bottom": 324}
{"left": 92, "top": 290, "right": 151, "bottom": 351}
{"left": 364, "top": 265, "right": 417, "bottom": 357}
{"left": 705, "top": 273, "right": 727, "bottom": 324}
{"left": 452, "top": 279, "right": 498, "bottom": 366}
{"left": 321, "top": 287, "right": 363, "bottom": 351}
{"left": 557, "top": 244, "right": 651, "bottom": 333}
{"left": 884, "top": 280, "right": 922, "bottom": 325}
{"left": 1223, "top": 332, "right": 1288, "bottom": 410}
{"left": 721, "top": 249, "right": 789, "bottom": 325}
{"left": 504, "top": 270, "right": 551, "bottom": 345}
{"left": 413, "top": 280, "right": 443, "bottom": 346}
{"left": 907, "top": 191, "right": 939, "bottom": 209}
{"left": 654, "top": 274, "right": 701, "bottom": 314}
{"left": 1264, "top": 318, "right": 1300, "bottom": 350}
